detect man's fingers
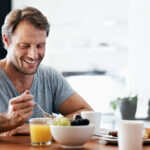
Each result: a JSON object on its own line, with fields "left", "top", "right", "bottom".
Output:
{"left": 20, "top": 111, "right": 33, "bottom": 120}
{"left": 8, "top": 129, "right": 17, "bottom": 136}
{"left": 15, "top": 124, "right": 30, "bottom": 135}
{"left": 12, "top": 101, "right": 35, "bottom": 111}
{"left": 24, "top": 90, "right": 30, "bottom": 95}
{"left": 1, "top": 129, "right": 17, "bottom": 136}
{"left": 17, "top": 106, "right": 33, "bottom": 115}
{"left": 10, "top": 94, "right": 33, "bottom": 104}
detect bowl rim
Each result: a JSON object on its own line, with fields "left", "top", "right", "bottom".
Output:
{"left": 50, "top": 124, "right": 94, "bottom": 128}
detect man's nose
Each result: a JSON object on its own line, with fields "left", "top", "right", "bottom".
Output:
{"left": 27, "top": 46, "right": 38, "bottom": 60}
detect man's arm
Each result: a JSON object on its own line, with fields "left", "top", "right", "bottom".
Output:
{"left": 58, "top": 93, "right": 93, "bottom": 119}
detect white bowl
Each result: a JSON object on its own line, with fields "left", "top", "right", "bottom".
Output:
{"left": 50, "top": 125, "right": 94, "bottom": 148}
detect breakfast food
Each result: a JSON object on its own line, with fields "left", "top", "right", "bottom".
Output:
{"left": 143, "top": 128, "right": 150, "bottom": 139}
{"left": 51, "top": 114, "right": 90, "bottom": 126}
{"left": 71, "top": 114, "right": 89, "bottom": 126}
{"left": 73, "top": 114, "right": 82, "bottom": 120}
{"left": 51, "top": 117, "right": 71, "bottom": 126}
{"left": 108, "top": 131, "right": 118, "bottom": 137}
{"left": 108, "top": 128, "right": 150, "bottom": 139}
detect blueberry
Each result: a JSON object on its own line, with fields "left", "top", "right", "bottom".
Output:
{"left": 82, "top": 119, "right": 90, "bottom": 125}
{"left": 71, "top": 118, "right": 90, "bottom": 126}
{"left": 71, "top": 120, "right": 78, "bottom": 126}
{"left": 76, "top": 119, "right": 83, "bottom": 125}
{"left": 73, "top": 114, "right": 82, "bottom": 120}
{"left": 78, "top": 119, "right": 90, "bottom": 125}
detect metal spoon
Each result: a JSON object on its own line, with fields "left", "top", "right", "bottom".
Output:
{"left": 93, "top": 134, "right": 117, "bottom": 139}
{"left": 34, "top": 102, "right": 55, "bottom": 119}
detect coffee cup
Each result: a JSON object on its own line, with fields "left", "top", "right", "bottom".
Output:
{"left": 118, "top": 120, "right": 144, "bottom": 150}
{"left": 81, "top": 111, "right": 101, "bottom": 135}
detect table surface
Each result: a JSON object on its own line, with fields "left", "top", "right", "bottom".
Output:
{"left": 0, "top": 136, "right": 150, "bottom": 150}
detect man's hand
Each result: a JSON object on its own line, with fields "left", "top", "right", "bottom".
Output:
{"left": 2, "top": 90, "right": 34, "bottom": 132}
{"left": 0, "top": 124, "right": 30, "bottom": 136}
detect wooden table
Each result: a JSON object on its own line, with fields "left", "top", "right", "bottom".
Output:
{"left": 0, "top": 136, "right": 150, "bottom": 150}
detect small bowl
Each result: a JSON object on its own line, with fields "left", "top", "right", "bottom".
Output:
{"left": 50, "top": 125, "right": 94, "bottom": 148}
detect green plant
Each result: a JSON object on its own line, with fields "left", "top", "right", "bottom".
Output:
{"left": 110, "top": 95, "right": 138, "bottom": 110}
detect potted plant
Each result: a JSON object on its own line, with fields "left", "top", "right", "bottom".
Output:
{"left": 110, "top": 95, "right": 138, "bottom": 120}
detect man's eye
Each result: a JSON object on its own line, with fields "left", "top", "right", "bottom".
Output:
{"left": 19, "top": 44, "right": 29, "bottom": 49}
{"left": 37, "top": 44, "right": 45, "bottom": 49}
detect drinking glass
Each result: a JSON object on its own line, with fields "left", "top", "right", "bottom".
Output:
{"left": 29, "top": 118, "right": 52, "bottom": 146}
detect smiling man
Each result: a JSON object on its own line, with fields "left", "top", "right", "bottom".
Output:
{"left": 0, "top": 7, "right": 92, "bottom": 136}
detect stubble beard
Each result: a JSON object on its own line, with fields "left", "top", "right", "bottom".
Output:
{"left": 13, "top": 57, "right": 43, "bottom": 75}
{"left": 13, "top": 61, "right": 40, "bottom": 75}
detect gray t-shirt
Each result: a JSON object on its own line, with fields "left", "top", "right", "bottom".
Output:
{"left": 0, "top": 64, "right": 76, "bottom": 121}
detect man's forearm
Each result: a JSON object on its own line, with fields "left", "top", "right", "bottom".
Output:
{"left": 59, "top": 93, "right": 93, "bottom": 120}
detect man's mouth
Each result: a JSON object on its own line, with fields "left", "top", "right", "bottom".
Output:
{"left": 23, "top": 59, "right": 36, "bottom": 64}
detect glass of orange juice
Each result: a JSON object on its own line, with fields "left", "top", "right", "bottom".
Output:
{"left": 29, "top": 118, "right": 52, "bottom": 146}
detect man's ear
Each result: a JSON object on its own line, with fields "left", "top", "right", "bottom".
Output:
{"left": 2, "top": 34, "right": 10, "bottom": 49}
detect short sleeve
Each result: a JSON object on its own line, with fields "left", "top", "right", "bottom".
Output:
{"left": 47, "top": 68, "right": 76, "bottom": 113}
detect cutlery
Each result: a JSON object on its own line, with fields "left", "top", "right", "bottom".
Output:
{"left": 34, "top": 102, "right": 55, "bottom": 119}
{"left": 93, "top": 134, "right": 117, "bottom": 139}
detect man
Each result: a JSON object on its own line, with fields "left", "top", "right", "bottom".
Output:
{"left": 0, "top": 7, "right": 92, "bottom": 136}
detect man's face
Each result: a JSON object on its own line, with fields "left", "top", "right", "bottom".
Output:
{"left": 6, "top": 21, "right": 47, "bottom": 75}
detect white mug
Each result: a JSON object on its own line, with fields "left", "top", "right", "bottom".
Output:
{"left": 118, "top": 120, "right": 144, "bottom": 150}
{"left": 81, "top": 111, "right": 101, "bottom": 135}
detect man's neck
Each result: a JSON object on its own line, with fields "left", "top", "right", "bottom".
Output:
{"left": 0, "top": 59, "right": 34, "bottom": 93}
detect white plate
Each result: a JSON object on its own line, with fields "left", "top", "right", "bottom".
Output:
{"left": 100, "top": 136, "right": 118, "bottom": 144}
{"left": 100, "top": 136, "right": 150, "bottom": 144}
{"left": 98, "top": 128, "right": 150, "bottom": 145}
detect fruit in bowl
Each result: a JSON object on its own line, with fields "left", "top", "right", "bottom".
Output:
{"left": 50, "top": 115, "right": 93, "bottom": 148}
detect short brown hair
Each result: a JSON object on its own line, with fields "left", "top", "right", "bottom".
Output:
{"left": 2, "top": 6, "right": 50, "bottom": 42}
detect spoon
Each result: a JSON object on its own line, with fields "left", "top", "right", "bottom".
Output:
{"left": 34, "top": 102, "right": 55, "bottom": 119}
{"left": 93, "top": 134, "right": 117, "bottom": 139}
